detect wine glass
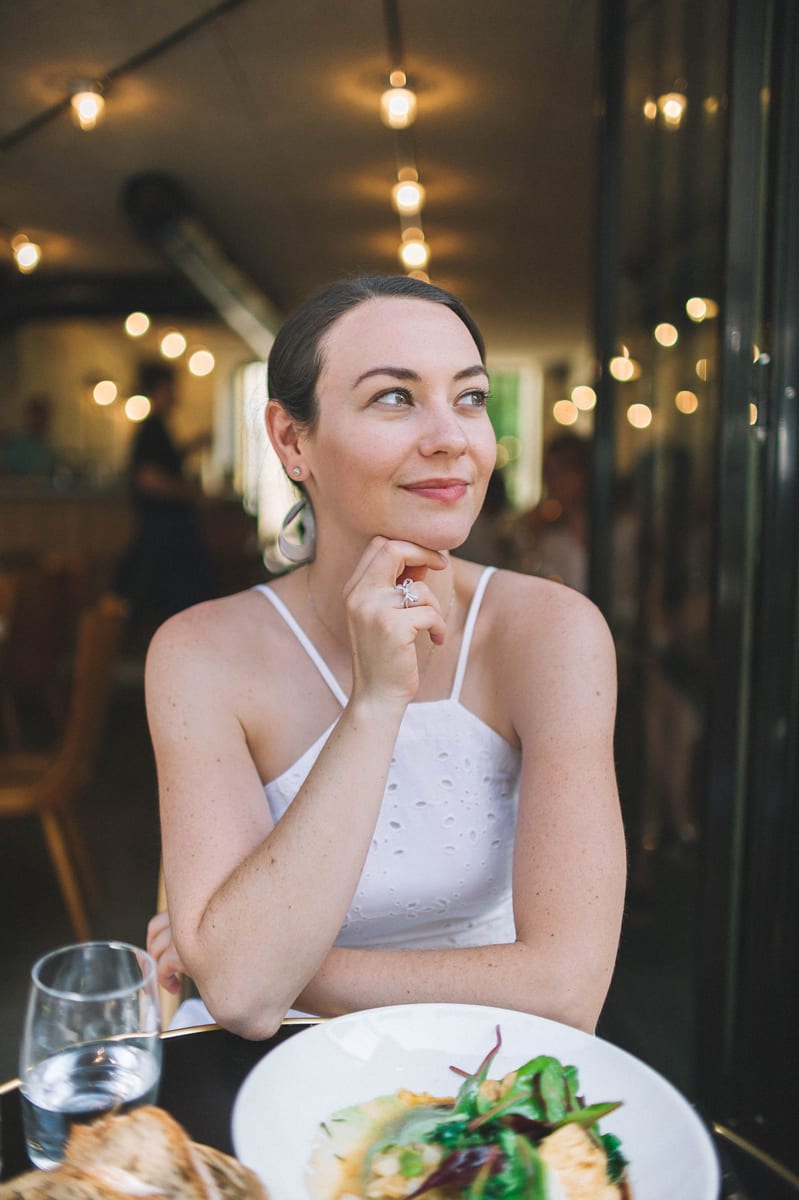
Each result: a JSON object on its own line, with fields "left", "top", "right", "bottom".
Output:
{"left": 19, "top": 940, "right": 162, "bottom": 1169}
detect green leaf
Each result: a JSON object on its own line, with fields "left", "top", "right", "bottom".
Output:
{"left": 398, "top": 1147, "right": 426, "bottom": 1178}
{"left": 600, "top": 1132, "right": 629, "bottom": 1184}
{"left": 468, "top": 1057, "right": 565, "bottom": 1130}
{"left": 555, "top": 1100, "right": 622, "bottom": 1130}
{"left": 493, "top": 1129, "right": 548, "bottom": 1200}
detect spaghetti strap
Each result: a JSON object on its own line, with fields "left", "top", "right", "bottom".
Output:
{"left": 450, "top": 567, "right": 497, "bottom": 702}
{"left": 252, "top": 584, "right": 348, "bottom": 707}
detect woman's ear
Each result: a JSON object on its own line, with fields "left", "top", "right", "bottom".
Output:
{"left": 266, "top": 401, "right": 305, "bottom": 477}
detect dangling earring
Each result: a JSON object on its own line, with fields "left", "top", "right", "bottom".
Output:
{"left": 278, "top": 497, "right": 316, "bottom": 563}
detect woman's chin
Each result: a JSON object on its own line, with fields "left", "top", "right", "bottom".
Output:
{"left": 379, "top": 517, "right": 474, "bottom": 554}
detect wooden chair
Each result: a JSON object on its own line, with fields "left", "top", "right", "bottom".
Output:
{"left": 0, "top": 594, "right": 128, "bottom": 940}
{"left": 0, "top": 553, "right": 87, "bottom": 749}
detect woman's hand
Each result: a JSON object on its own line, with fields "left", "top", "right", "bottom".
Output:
{"left": 342, "top": 537, "right": 450, "bottom": 706}
{"left": 146, "top": 909, "right": 189, "bottom": 995}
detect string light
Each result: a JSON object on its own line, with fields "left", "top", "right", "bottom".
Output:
{"left": 392, "top": 175, "right": 426, "bottom": 216}
{"left": 685, "top": 297, "right": 718, "bottom": 322}
{"left": 654, "top": 322, "right": 679, "bottom": 347}
{"left": 188, "top": 347, "right": 215, "bottom": 376}
{"left": 553, "top": 399, "right": 579, "bottom": 426}
{"left": 675, "top": 390, "right": 699, "bottom": 414}
{"left": 380, "top": 6, "right": 430, "bottom": 278}
{"left": 160, "top": 330, "right": 187, "bottom": 359}
{"left": 125, "top": 311, "right": 150, "bottom": 337}
{"left": 380, "top": 70, "right": 417, "bottom": 129}
{"left": 125, "top": 394, "right": 151, "bottom": 422}
{"left": 571, "top": 385, "right": 597, "bottom": 411}
{"left": 11, "top": 234, "right": 41, "bottom": 273}
{"left": 657, "top": 92, "right": 687, "bottom": 129}
{"left": 627, "top": 403, "right": 653, "bottom": 429}
{"left": 399, "top": 235, "right": 430, "bottom": 270}
{"left": 93, "top": 380, "right": 118, "bottom": 406}
{"left": 70, "top": 83, "right": 105, "bottom": 131}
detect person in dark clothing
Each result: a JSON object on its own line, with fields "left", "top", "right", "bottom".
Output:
{"left": 114, "top": 363, "right": 218, "bottom": 636}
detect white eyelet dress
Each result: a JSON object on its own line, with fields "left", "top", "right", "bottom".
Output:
{"left": 170, "top": 566, "right": 521, "bottom": 1027}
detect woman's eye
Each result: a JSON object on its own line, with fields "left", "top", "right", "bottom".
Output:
{"left": 458, "top": 389, "right": 490, "bottom": 409}
{"left": 373, "top": 387, "right": 412, "bottom": 408}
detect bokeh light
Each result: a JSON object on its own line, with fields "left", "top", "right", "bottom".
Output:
{"left": 93, "top": 380, "right": 118, "bottom": 406}
{"left": 627, "top": 403, "right": 653, "bottom": 429}
{"left": 125, "top": 394, "right": 151, "bottom": 422}
{"left": 125, "top": 311, "right": 150, "bottom": 337}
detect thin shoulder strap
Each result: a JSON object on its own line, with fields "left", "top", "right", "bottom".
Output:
{"left": 450, "top": 566, "right": 497, "bottom": 702}
{"left": 253, "top": 584, "right": 348, "bottom": 708}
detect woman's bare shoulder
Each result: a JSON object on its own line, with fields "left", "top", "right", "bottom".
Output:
{"left": 147, "top": 589, "right": 262, "bottom": 658}
{"left": 144, "top": 588, "right": 277, "bottom": 705}
{"left": 481, "top": 569, "right": 616, "bottom": 683}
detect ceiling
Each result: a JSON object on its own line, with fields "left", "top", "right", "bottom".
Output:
{"left": 0, "top": 0, "right": 598, "bottom": 363}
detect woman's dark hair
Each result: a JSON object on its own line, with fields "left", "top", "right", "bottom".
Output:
{"left": 267, "top": 275, "right": 486, "bottom": 429}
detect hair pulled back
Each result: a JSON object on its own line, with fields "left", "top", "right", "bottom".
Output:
{"left": 267, "top": 275, "right": 486, "bottom": 430}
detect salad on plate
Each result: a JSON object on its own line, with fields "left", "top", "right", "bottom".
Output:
{"left": 307, "top": 1026, "right": 629, "bottom": 1200}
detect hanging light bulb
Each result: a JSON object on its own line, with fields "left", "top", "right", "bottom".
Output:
{"left": 93, "top": 380, "right": 118, "bottom": 406}
{"left": 12, "top": 234, "right": 42, "bottom": 274}
{"left": 124, "top": 394, "right": 151, "bottom": 422}
{"left": 125, "top": 311, "right": 150, "bottom": 337}
{"left": 571, "top": 385, "right": 597, "bottom": 411}
{"left": 657, "top": 91, "right": 687, "bottom": 129}
{"left": 188, "top": 347, "right": 215, "bottom": 377}
{"left": 627, "top": 403, "right": 653, "bottom": 429}
{"left": 380, "top": 70, "right": 417, "bottom": 129}
{"left": 553, "top": 399, "right": 579, "bottom": 426}
{"left": 399, "top": 227, "right": 429, "bottom": 270}
{"left": 70, "top": 83, "right": 105, "bottom": 130}
{"left": 160, "top": 330, "right": 187, "bottom": 359}
{"left": 392, "top": 177, "right": 426, "bottom": 216}
{"left": 654, "top": 322, "right": 679, "bottom": 347}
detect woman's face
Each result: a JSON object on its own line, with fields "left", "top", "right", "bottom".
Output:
{"left": 300, "top": 297, "right": 496, "bottom": 555}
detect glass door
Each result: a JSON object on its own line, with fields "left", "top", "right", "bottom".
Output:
{"left": 594, "top": 0, "right": 799, "bottom": 1168}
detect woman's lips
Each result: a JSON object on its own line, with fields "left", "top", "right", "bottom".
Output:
{"left": 401, "top": 479, "right": 469, "bottom": 502}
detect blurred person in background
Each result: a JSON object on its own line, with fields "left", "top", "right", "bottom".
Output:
{"left": 114, "top": 363, "right": 217, "bottom": 641}
{"left": 0, "top": 393, "right": 58, "bottom": 481}
{"left": 511, "top": 433, "right": 591, "bottom": 592}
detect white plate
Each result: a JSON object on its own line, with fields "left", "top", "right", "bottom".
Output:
{"left": 232, "top": 1003, "right": 720, "bottom": 1200}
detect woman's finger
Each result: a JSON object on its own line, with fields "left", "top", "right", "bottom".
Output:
{"left": 346, "top": 537, "right": 448, "bottom": 594}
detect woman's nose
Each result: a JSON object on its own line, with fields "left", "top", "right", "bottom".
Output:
{"left": 418, "top": 403, "right": 469, "bottom": 456}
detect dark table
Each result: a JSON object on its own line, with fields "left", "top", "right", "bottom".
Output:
{"left": 2, "top": 1023, "right": 797, "bottom": 1198}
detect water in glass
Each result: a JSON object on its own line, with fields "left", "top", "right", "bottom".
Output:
{"left": 19, "top": 941, "right": 162, "bottom": 1169}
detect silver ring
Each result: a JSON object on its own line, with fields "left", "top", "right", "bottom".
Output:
{"left": 396, "top": 578, "right": 419, "bottom": 608}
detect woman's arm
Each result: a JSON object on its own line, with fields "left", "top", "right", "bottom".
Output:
{"left": 149, "top": 540, "right": 449, "bottom": 1038}
{"left": 293, "top": 579, "right": 626, "bottom": 1033}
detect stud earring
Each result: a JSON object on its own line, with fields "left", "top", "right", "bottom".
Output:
{"left": 291, "top": 466, "right": 303, "bottom": 478}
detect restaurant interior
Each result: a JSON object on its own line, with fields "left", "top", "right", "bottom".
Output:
{"left": 1, "top": 0, "right": 797, "bottom": 1194}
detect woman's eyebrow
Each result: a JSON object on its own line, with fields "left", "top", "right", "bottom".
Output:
{"left": 352, "top": 363, "right": 488, "bottom": 387}
{"left": 453, "top": 364, "right": 490, "bottom": 381}
{"left": 352, "top": 366, "right": 419, "bottom": 387}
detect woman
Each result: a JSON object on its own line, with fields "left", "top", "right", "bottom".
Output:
{"left": 146, "top": 276, "right": 625, "bottom": 1038}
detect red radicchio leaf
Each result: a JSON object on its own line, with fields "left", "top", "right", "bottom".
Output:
{"left": 405, "top": 1145, "right": 504, "bottom": 1199}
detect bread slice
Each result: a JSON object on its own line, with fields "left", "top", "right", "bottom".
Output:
{"left": 0, "top": 1107, "right": 267, "bottom": 1200}
{"left": 65, "top": 1107, "right": 210, "bottom": 1200}
{"left": 0, "top": 1160, "right": 167, "bottom": 1198}
{"left": 195, "top": 1146, "right": 266, "bottom": 1200}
